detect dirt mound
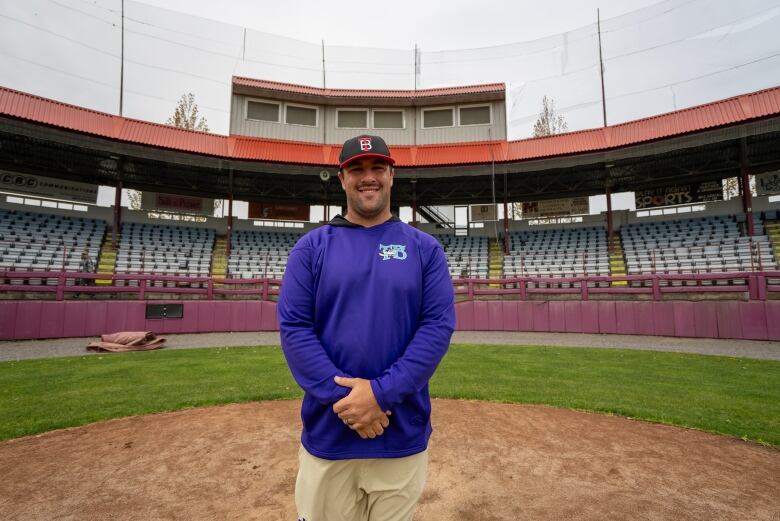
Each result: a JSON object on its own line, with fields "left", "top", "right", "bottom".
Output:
{"left": 1, "top": 399, "right": 777, "bottom": 520}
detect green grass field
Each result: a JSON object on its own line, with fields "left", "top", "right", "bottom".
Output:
{"left": 1, "top": 344, "right": 778, "bottom": 446}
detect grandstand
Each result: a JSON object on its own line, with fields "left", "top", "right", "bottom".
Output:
{"left": 622, "top": 214, "right": 777, "bottom": 279}
{"left": 1, "top": 74, "right": 780, "bottom": 341}
{"left": 0, "top": 208, "right": 104, "bottom": 284}
{"left": 437, "top": 235, "right": 489, "bottom": 279}
{"left": 504, "top": 227, "right": 610, "bottom": 279}
{"left": 228, "top": 230, "right": 301, "bottom": 279}
{"left": 114, "top": 222, "right": 215, "bottom": 286}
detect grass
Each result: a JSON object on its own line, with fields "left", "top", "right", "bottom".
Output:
{"left": 0, "top": 344, "right": 778, "bottom": 446}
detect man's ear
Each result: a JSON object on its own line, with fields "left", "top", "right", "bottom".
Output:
{"left": 337, "top": 171, "right": 346, "bottom": 191}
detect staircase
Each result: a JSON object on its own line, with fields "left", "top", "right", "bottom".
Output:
{"left": 608, "top": 233, "right": 628, "bottom": 286}
{"left": 211, "top": 235, "right": 228, "bottom": 284}
{"left": 765, "top": 219, "right": 780, "bottom": 266}
{"left": 95, "top": 230, "right": 117, "bottom": 285}
{"left": 488, "top": 238, "right": 504, "bottom": 287}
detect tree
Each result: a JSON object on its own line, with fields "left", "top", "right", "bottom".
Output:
{"left": 510, "top": 96, "right": 570, "bottom": 218}
{"left": 532, "top": 95, "right": 568, "bottom": 137}
{"left": 167, "top": 93, "right": 210, "bottom": 132}
{"left": 126, "top": 93, "right": 218, "bottom": 214}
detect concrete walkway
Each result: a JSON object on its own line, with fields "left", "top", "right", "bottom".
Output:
{"left": 1, "top": 331, "right": 779, "bottom": 362}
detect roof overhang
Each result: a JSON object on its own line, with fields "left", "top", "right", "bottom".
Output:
{"left": 231, "top": 77, "right": 507, "bottom": 106}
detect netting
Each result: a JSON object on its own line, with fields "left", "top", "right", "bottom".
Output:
{"left": 1, "top": 0, "right": 779, "bottom": 138}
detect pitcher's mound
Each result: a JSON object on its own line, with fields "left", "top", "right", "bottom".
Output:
{"left": 1, "top": 399, "right": 778, "bottom": 520}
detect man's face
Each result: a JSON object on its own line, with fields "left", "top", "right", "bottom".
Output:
{"left": 338, "top": 157, "right": 394, "bottom": 221}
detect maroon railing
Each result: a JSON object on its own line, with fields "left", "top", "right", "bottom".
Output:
{"left": 453, "top": 272, "right": 780, "bottom": 301}
{"left": 0, "top": 271, "right": 281, "bottom": 301}
{"left": 1, "top": 270, "right": 779, "bottom": 301}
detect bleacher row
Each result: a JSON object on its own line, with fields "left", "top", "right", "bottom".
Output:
{"left": 1, "top": 209, "right": 778, "bottom": 287}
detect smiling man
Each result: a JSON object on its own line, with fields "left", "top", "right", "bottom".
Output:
{"left": 278, "top": 135, "right": 455, "bottom": 521}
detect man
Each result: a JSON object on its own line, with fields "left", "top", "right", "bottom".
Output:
{"left": 75, "top": 248, "right": 95, "bottom": 298}
{"left": 278, "top": 135, "right": 455, "bottom": 521}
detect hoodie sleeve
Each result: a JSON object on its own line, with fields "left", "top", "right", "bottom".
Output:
{"left": 369, "top": 242, "right": 455, "bottom": 411}
{"left": 278, "top": 239, "right": 350, "bottom": 405}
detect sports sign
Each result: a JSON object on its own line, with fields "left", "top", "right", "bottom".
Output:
{"left": 0, "top": 171, "right": 98, "bottom": 203}
{"left": 635, "top": 181, "right": 722, "bottom": 209}
{"left": 521, "top": 197, "right": 589, "bottom": 218}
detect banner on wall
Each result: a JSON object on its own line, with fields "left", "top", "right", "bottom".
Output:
{"left": 635, "top": 180, "right": 722, "bottom": 209}
{"left": 0, "top": 171, "right": 98, "bottom": 203}
{"left": 756, "top": 171, "right": 780, "bottom": 196}
{"left": 142, "top": 192, "right": 214, "bottom": 215}
{"left": 248, "top": 202, "right": 310, "bottom": 221}
{"left": 521, "top": 197, "right": 589, "bottom": 218}
{"left": 470, "top": 204, "right": 497, "bottom": 222}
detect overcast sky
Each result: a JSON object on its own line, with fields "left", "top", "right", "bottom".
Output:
{"left": 134, "top": 0, "right": 659, "bottom": 51}
{"left": 1, "top": 0, "right": 779, "bottom": 216}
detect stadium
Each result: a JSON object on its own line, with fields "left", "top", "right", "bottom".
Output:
{"left": 0, "top": 0, "right": 779, "bottom": 519}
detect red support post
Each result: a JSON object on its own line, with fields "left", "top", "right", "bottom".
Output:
{"left": 113, "top": 180, "right": 122, "bottom": 249}
{"left": 227, "top": 191, "right": 233, "bottom": 257}
{"left": 411, "top": 179, "right": 417, "bottom": 228}
{"left": 606, "top": 185, "right": 614, "bottom": 253}
{"left": 740, "top": 138, "right": 754, "bottom": 237}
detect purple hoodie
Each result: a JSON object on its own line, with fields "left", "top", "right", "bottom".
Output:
{"left": 278, "top": 216, "right": 455, "bottom": 460}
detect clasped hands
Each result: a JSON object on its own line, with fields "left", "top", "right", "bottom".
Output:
{"left": 333, "top": 376, "right": 391, "bottom": 440}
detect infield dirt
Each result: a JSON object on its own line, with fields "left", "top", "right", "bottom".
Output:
{"left": 1, "top": 399, "right": 778, "bottom": 520}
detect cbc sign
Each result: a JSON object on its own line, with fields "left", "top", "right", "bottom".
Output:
{"left": 1, "top": 173, "right": 38, "bottom": 189}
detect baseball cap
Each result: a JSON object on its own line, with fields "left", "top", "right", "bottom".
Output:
{"left": 338, "top": 135, "right": 395, "bottom": 170}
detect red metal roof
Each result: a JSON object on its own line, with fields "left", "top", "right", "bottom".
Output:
{"left": 232, "top": 76, "right": 506, "bottom": 99}
{"left": 1, "top": 84, "right": 779, "bottom": 167}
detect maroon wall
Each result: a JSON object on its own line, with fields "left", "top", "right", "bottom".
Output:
{"left": 454, "top": 300, "right": 780, "bottom": 341}
{"left": 1, "top": 300, "right": 778, "bottom": 341}
{"left": 0, "top": 301, "right": 279, "bottom": 340}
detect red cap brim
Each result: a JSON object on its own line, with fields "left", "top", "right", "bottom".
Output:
{"left": 339, "top": 153, "right": 395, "bottom": 170}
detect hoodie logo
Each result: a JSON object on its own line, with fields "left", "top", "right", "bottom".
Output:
{"left": 359, "top": 137, "right": 372, "bottom": 151}
{"left": 378, "top": 244, "right": 407, "bottom": 261}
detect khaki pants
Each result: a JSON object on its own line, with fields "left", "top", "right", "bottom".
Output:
{"left": 295, "top": 446, "right": 428, "bottom": 521}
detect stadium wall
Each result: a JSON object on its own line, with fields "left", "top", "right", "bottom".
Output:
{"left": 2, "top": 299, "right": 779, "bottom": 341}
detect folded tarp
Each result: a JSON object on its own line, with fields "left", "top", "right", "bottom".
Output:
{"left": 87, "top": 331, "right": 166, "bottom": 352}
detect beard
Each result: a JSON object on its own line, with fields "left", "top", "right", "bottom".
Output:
{"left": 346, "top": 187, "right": 390, "bottom": 220}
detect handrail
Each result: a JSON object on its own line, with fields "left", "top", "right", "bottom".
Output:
{"left": 0, "top": 270, "right": 777, "bottom": 301}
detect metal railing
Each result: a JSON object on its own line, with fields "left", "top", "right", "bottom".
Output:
{"left": 1, "top": 270, "right": 779, "bottom": 302}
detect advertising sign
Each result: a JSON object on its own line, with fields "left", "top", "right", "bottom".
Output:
{"left": 635, "top": 181, "right": 722, "bottom": 209}
{"left": 143, "top": 192, "right": 214, "bottom": 215}
{"left": 248, "top": 202, "right": 310, "bottom": 221}
{"left": 756, "top": 172, "right": 780, "bottom": 196}
{"left": 0, "top": 171, "right": 98, "bottom": 203}
{"left": 521, "top": 197, "right": 589, "bottom": 218}
{"left": 470, "top": 204, "right": 497, "bottom": 222}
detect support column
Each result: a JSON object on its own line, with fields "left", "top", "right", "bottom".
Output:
{"left": 606, "top": 184, "right": 614, "bottom": 252}
{"left": 411, "top": 179, "right": 418, "bottom": 227}
{"left": 227, "top": 168, "right": 233, "bottom": 257}
{"left": 503, "top": 172, "right": 510, "bottom": 255}
{"left": 112, "top": 179, "right": 122, "bottom": 249}
{"left": 324, "top": 184, "right": 330, "bottom": 222}
{"left": 741, "top": 138, "right": 754, "bottom": 237}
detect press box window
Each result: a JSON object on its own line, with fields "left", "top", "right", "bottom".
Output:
{"left": 459, "top": 105, "right": 491, "bottom": 126}
{"left": 422, "top": 108, "right": 454, "bottom": 128}
{"left": 373, "top": 110, "right": 404, "bottom": 129}
{"left": 286, "top": 105, "right": 318, "bottom": 126}
{"left": 246, "top": 100, "right": 280, "bottom": 122}
{"left": 337, "top": 110, "right": 368, "bottom": 129}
